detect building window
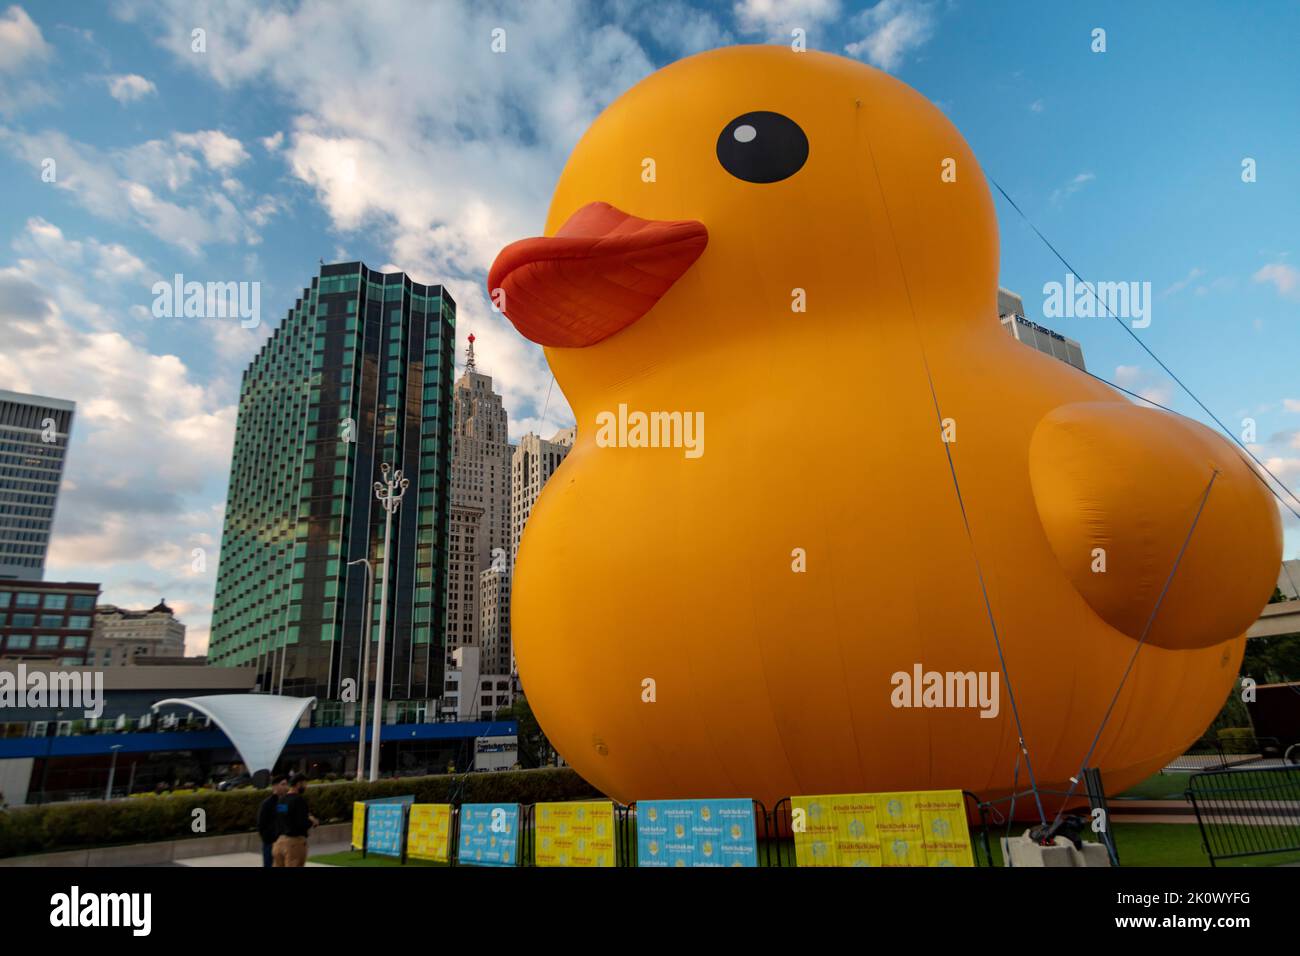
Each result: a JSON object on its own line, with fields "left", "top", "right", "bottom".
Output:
{"left": 67, "top": 615, "right": 91, "bottom": 629}
{"left": 10, "top": 614, "right": 35, "bottom": 627}
{"left": 39, "top": 615, "right": 63, "bottom": 628}
{"left": 64, "top": 636, "right": 87, "bottom": 649}
{"left": 36, "top": 635, "right": 60, "bottom": 649}
{"left": 43, "top": 594, "right": 67, "bottom": 610}
{"left": 71, "top": 595, "right": 95, "bottom": 610}
{"left": 6, "top": 634, "right": 31, "bottom": 650}
{"left": 14, "top": 593, "right": 39, "bottom": 608}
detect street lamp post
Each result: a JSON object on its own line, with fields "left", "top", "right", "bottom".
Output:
{"left": 105, "top": 744, "right": 122, "bottom": 801}
{"left": 347, "top": 557, "right": 374, "bottom": 782}
{"left": 370, "top": 462, "right": 409, "bottom": 783}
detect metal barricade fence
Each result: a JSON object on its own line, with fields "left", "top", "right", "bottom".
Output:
{"left": 771, "top": 792, "right": 991, "bottom": 867}
{"left": 619, "top": 799, "right": 772, "bottom": 867}
{"left": 348, "top": 791, "right": 1087, "bottom": 868}
{"left": 768, "top": 798, "right": 792, "bottom": 867}
{"left": 1186, "top": 765, "right": 1300, "bottom": 866}
{"left": 1166, "top": 735, "right": 1284, "bottom": 772}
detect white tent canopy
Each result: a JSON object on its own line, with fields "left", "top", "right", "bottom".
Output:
{"left": 152, "top": 694, "right": 317, "bottom": 775}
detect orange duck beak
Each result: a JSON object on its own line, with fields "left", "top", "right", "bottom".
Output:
{"left": 487, "top": 201, "right": 708, "bottom": 348}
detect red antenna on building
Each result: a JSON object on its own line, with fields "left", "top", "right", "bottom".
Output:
{"left": 465, "top": 332, "right": 477, "bottom": 372}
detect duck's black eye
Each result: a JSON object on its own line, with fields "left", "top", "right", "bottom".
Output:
{"left": 716, "top": 111, "right": 808, "bottom": 184}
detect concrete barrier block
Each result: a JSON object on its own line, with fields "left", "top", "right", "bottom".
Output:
{"left": 1001, "top": 833, "right": 1113, "bottom": 867}
{"left": 1080, "top": 842, "right": 1113, "bottom": 867}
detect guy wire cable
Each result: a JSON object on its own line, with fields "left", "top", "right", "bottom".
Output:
{"left": 1047, "top": 470, "right": 1219, "bottom": 832}
{"left": 989, "top": 176, "right": 1300, "bottom": 520}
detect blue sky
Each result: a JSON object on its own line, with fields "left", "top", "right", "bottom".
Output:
{"left": 0, "top": 0, "right": 1296, "bottom": 652}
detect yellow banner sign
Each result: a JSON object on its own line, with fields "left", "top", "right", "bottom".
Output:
{"left": 406, "top": 803, "right": 453, "bottom": 862}
{"left": 791, "top": 790, "right": 974, "bottom": 867}
{"left": 535, "top": 800, "right": 617, "bottom": 867}
{"left": 351, "top": 802, "right": 366, "bottom": 850}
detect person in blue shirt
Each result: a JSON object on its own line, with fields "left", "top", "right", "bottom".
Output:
{"left": 272, "top": 775, "right": 319, "bottom": 867}
{"left": 257, "top": 776, "right": 289, "bottom": 867}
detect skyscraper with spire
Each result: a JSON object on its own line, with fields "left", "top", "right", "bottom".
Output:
{"left": 444, "top": 333, "right": 512, "bottom": 667}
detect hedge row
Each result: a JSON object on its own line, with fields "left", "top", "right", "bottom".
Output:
{"left": 0, "top": 768, "right": 603, "bottom": 859}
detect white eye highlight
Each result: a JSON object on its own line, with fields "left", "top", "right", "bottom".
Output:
{"left": 733, "top": 124, "right": 757, "bottom": 143}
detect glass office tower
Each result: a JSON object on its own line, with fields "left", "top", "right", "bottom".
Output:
{"left": 0, "top": 389, "right": 75, "bottom": 581}
{"left": 208, "top": 262, "right": 455, "bottom": 706}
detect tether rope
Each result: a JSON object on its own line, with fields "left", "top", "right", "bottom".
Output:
{"left": 1048, "top": 469, "right": 1220, "bottom": 831}
{"left": 920, "top": 356, "right": 1049, "bottom": 826}
{"left": 865, "top": 145, "right": 1048, "bottom": 825}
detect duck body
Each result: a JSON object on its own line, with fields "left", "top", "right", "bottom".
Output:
{"left": 496, "top": 46, "right": 1281, "bottom": 808}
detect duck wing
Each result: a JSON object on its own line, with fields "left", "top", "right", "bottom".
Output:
{"left": 1027, "top": 401, "right": 1280, "bottom": 649}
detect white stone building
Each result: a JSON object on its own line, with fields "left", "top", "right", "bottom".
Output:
{"left": 88, "top": 599, "right": 187, "bottom": 666}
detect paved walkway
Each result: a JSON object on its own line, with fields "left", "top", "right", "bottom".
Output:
{"left": 171, "top": 840, "right": 351, "bottom": 867}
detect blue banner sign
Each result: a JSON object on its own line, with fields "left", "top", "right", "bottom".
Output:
{"left": 365, "top": 794, "right": 415, "bottom": 806}
{"left": 365, "top": 802, "right": 405, "bottom": 857}
{"left": 636, "top": 798, "right": 758, "bottom": 867}
{"left": 457, "top": 803, "right": 520, "bottom": 867}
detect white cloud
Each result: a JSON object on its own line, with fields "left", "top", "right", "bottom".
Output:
{"left": 13, "top": 216, "right": 149, "bottom": 312}
{"left": 105, "top": 72, "right": 156, "bottom": 103}
{"left": 844, "top": 0, "right": 935, "bottom": 72}
{"left": 174, "top": 129, "right": 249, "bottom": 170}
{"left": 1253, "top": 262, "right": 1299, "bottom": 300}
{"left": 93, "top": 241, "right": 148, "bottom": 281}
{"left": 0, "top": 128, "right": 272, "bottom": 253}
{"left": 1162, "top": 267, "right": 1203, "bottom": 297}
{"left": 734, "top": 0, "right": 840, "bottom": 38}
{"left": 0, "top": 223, "right": 236, "bottom": 646}
{"left": 0, "top": 4, "right": 53, "bottom": 116}
{"left": 648, "top": 2, "right": 732, "bottom": 53}
{"left": 1051, "top": 171, "right": 1095, "bottom": 204}
{"left": 0, "top": 4, "right": 48, "bottom": 71}
{"left": 260, "top": 130, "right": 284, "bottom": 152}
{"left": 119, "top": 136, "right": 202, "bottom": 191}
{"left": 116, "top": 0, "right": 676, "bottom": 424}
{"left": 1114, "top": 364, "right": 1174, "bottom": 407}
{"left": 1029, "top": 98, "right": 1044, "bottom": 113}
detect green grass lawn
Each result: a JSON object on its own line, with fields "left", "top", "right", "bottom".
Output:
{"left": 314, "top": 823, "right": 1298, "bottom": 868}
{"left": 312, "top": 850, "right": 447, "bottom": 867}
{"left": 978, "top": 823, "right": 1300, "bottom": 867}
{"left": 1113, "top": 771, "right": 1196, "bottom": 801}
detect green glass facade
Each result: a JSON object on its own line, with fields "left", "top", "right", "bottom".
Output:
{"left": 208, "top": 262, "right": 455, "bottom": 703}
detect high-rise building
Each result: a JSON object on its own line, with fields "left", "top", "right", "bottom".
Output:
{"left": 446, "top": 501, "right": 485, "bottom": 665}
{"left": 1279, "top": 559, "right": 1300, "bottom": 600}
{"left": 510, "top": 428, "right": 575, "bottom": 569}
{"left": 443, "top": 335, "right": 511, "bottom": 665}
{"left": 439, "top": 644, "right": 514, "bottom": 722}
{"left": 0, "top": 389, "right": 75, "bottom": 581}
{"left": 88, "top": 599, "right": 186, "bottom": 666}
{"left": 208, "top": 262, "right": 456, "bottom": 706}
{"left": 998, "top": 287, "right": 1086, "bottom": 371}
{"left": 479, "top": 564, "right": 511, "bottom": 675}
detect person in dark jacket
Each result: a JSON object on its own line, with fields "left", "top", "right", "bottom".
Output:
{"left": 272, "top": 775, "right": 319, "bottom": 867}
{"left": 257, "top": 776, "right": 289, "bottom": 867}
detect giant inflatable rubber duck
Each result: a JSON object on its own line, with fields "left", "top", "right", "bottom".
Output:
{"left": 488, "top": 45, "right": 1281, "bottom": 809}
